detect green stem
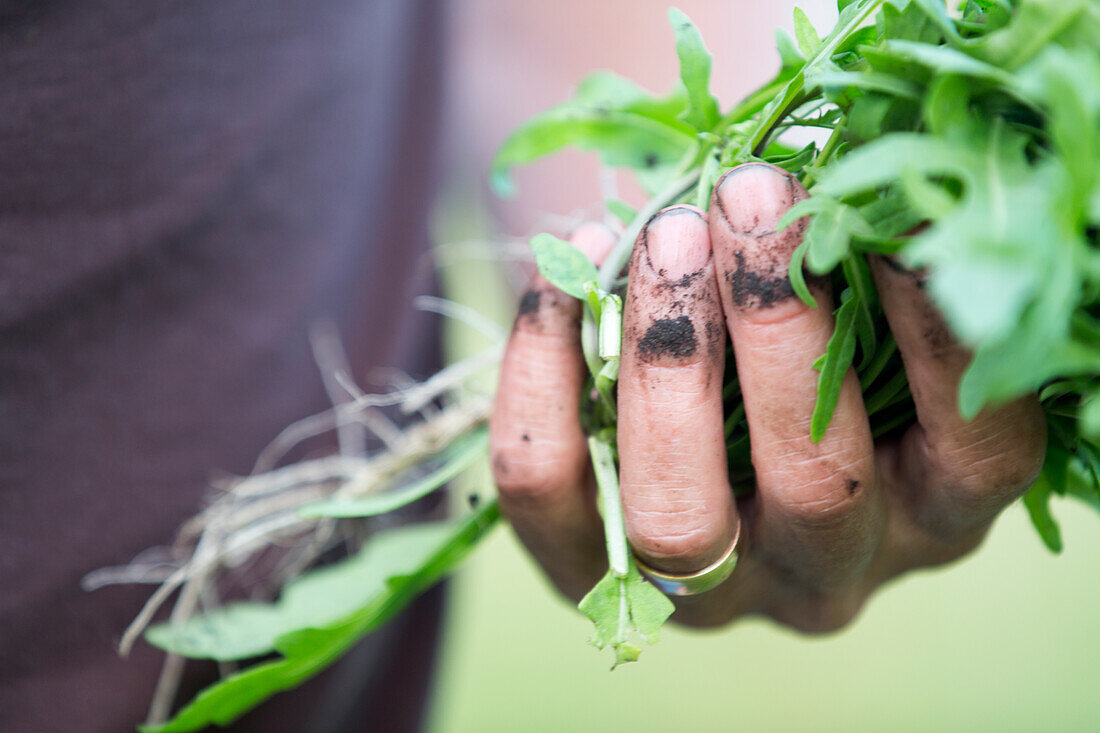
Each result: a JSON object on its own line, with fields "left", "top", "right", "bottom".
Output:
{"left": 724, "top": 403, "right": 746, "bottom": 439}
{"left": 858, "top": 333, "right": 898, "bottom": 390}
{"left": 801, "top": 119, "right": 846, "bottom": 189}
{"left": 864, "top": 368, "right": 910, "bottom": 415}
{"left": 589, "top": 437, "right": 630, "bottom": 577}
{"left": 713, "top": 76, "right": 792, "bottom": 131}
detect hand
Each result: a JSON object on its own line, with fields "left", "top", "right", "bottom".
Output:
{"left": 489, "top": 163, "right": 1047, "bottom": 632}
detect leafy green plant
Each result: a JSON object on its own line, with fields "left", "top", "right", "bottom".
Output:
{"left": 96, "top": 2, "right": 1100, "bottom": 729}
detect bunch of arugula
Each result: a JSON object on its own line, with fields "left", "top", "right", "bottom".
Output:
{"left": 131, "top": 1, "right": 1100, "bottom": 729}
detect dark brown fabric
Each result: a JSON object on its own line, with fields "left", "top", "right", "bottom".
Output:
{"left": 0, "top": 1, "right": 446, "bottom": 730}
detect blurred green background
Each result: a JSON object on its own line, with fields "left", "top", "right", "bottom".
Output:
{"left": 422, "top": 198, "right": 1100, "bottom": 733}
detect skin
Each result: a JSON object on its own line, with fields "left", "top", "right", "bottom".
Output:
{"left": 489, "top": 163, "right": 1047, "bottom": 633}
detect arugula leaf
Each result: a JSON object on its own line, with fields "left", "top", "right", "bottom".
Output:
{"left": 146, "top": 521, "right": 471, "bottom": 661}
{"left": 1023, "top": 477, "right": 1062, "bottom": 552}
{"left": 807, "top": 69, "right": 922, "bottom": 99}
{"left": 842, "top": 254, "right": 880, "bottom": 368}
{"left": 142, "top": 502, "right": 500, "bottom": 732}
{"left": 788, "top": 239, "right": 819, "bottom": 308}
{"left": 811, "top": 289, "right": 860, "bottom": 442}
{"left": 668, "top": 7, "right": 720, "bottom": 131}
{"left": 531, "top": 233, "right": 599, "bottom": 300}
{"left": 490, "top": 71, "right": 695, "bottom": 197}
{"left": 793, "top": 7, "right": 823, "bottom": 58}
{"left": 969, "top": 0, "right": 1088, "bottom": 70}
{"left": 775, "top": 28, "right": 806, "bottom": 71}
{"left": 579, "top": 564, "right": 675, "bottom": 668}
{"left": 879, "top": 39, "right": 1020, "bottom": 89}
{"left": 908, "top": 0, "right": 965, "bottom": 45}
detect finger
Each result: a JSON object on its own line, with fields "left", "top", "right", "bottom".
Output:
{"left": 618, "top": 205, "right": 739, "bottom": 574}
{"left": 490, "top": 223, "right": 615, "bottom": 599}
{"left": 710, "top": 164, "right": 880, "bottom": 588}
{"left": 869, "top": 257, "right": 1046, "bottom": 535}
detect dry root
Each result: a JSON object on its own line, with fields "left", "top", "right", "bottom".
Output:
{"left": 85, "top": 324, "right": 501, "bottom": 724}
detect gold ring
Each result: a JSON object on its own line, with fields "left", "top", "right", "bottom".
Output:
{"left": 634, "top": 523, "right": 741, "bottom": 597}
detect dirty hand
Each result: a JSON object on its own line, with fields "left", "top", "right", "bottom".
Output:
{"left": 489, "top": 163, "right": 1047, "bottom": 631}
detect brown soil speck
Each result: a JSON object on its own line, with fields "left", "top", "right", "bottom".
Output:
{"left": 518, "top": 289, "right": 540, "bottom": 316}
{"left": 638, "top": 316, "right": 697, "bottom": 358}
{"left": 727, "top": 251, "right": 795, "bottom": 308}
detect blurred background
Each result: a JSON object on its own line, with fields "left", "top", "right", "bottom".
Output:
{"left": 423, "top": 2, "right": 1100, "bottom": 732}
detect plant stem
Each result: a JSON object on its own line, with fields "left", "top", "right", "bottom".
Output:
{"left": 802, "top": 120, "right": 847, "bottom": 189}
{"left": 589, "top": 437, "right": 629, "bottom": 577}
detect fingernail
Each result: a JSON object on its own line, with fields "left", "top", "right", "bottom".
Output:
{"left": 644, "top": 206, "right": 710, "bottom": 282}
{"left": 716, "top": 164, "right": 797, "bottom": 236}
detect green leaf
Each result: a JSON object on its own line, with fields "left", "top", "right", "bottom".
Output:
{"left": 807, "top": 69, "right": 922, "bottom": 99}
{"left": 1023, "top": 472, "right": 1063, "bottom": 552}
{"left": 298, "top": 428, "right": 488, "bottom": 518}
{"left": 1072, "top": 440, "right": 1100, "bottom": 507}
{"left": 878, "top": 1, "right": 942, "bottom": 45}
{"left": 805, "top": 203, "right": 854, "bottom": 274}
{"left": 880, "top": 39, "right": 1019, "bottom": 89}
{"left": 788, "top": 238, "right": 819, "bottom": 308}
{"left": 816, "top": 133, "right": 978, "bottom": 197}
{"left": 490, "top": 71, "right": 695, "bottom": 197}
{"left": 693, "top": 151, "right": 722, "bottom": 209}
{"left": 908, "top": 0, "right": 965, "bottom": 44}
{"left": 1080, "top": 388, "right": 1100, "bottom": 441}
{"left": 793, "top": 7, "right": 823, "bottom": 58}
{"left": 811, "top": 290, "right": 860, "bottom": 442}
{"left": 147, "top": 522, "right": 464, "bottom": 661}
{"left": 141, "top": 502, "right": 500, "bottom": 732}
{"left": 774, "top": 29, "right": 805, "bottom": 71}
{"left": 782, "top": 196, "right": 876, "bottom": 275}
{"left": 970, "top": 0, "right": 1089, "bottom": 70}
{"left": 842, "top": 255, "right": 879, "bottom": 368}
{"left": 578, "top": 565, "right": 675, "bottom": 668}
{"left": 668, "top": 8, "right": 721, "bottom": 131}
{"left": 530, "top": 233, "right": 599, "bottom": 300}
{"left": 766, "top": 141, "right": 819, "bottom": 174}
{"left": 899, "top": 167, "right": 957, "bottom": 219}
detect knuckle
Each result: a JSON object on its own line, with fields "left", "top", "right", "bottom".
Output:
{"left": 490, "top": 442, "right": 574, "bottom": 503}
{"left": 772, "top": 469, "right": 871, "bottom": 532}
{"left": 944, "top": 460, "right": 1040, "bottom": 516}
{"left": 627, "top": 516, "right": 728, "bottom": 571}
{"left": 937, "top": 412, "right": 1048, "bottom": 516}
